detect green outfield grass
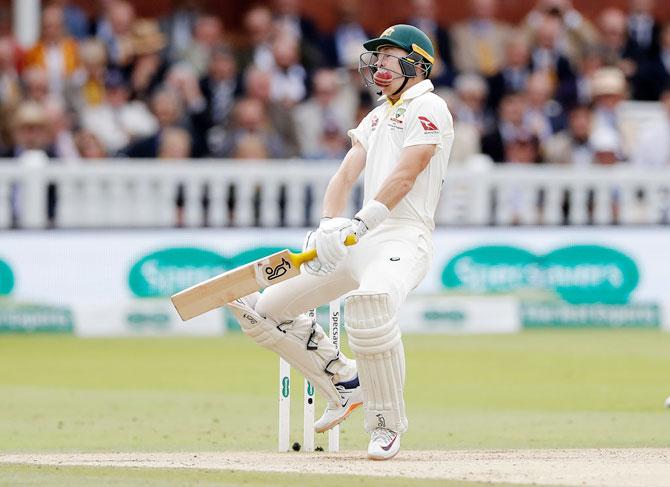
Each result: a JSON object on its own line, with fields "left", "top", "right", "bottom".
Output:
{"left": 0, "top": 330, "right": 668, "bottom": 485}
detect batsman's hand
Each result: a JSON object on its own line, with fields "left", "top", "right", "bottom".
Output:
{"left": 303, "top": 217, "right": 357, "bottom": 276}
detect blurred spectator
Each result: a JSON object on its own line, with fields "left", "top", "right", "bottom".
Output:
{"left": 121, "top": 87, "right": 188, "bottom": 157}
{"left": 543, "top": 103, "right": 594, "bottom": 165}
{"left": 453, "top": 73, "right": 494, "bottom": 135}
{"left": 23, "top": 5, "right": 80, "bottom": 95}
{"left": 178, "top": 14, "right": 224, "bottom": 77}
{"left": 161, "top": 0, "right": 201, "bottom": 62}
{"left": 0, "top": 37, "right": 21, "bottom": 149}
{"left": 487, "top": 34, "right": 532, "bottom": 109}
{"left": 633, "top": 86, "right": 670, "bottom": 167}
{"left": 529, "top": 13, "right": 577, "bottom": 107}
{"left": 212, "top": 97, "right": 287, "bottom": 158}
{"left": 268, "top": 33, "right": 307, "bottom": 106}
{"left": 451, "top": 0, "right": 512, "bottom": 76}
{"left": 648, "top": 23, "right": 670, "bottom": 97}
{"left": 523, "top": 0, "right": 599, "bottom": 65}
{"left": 590, "top": 66, "right": 633, "bottom": 158}
{"left": 233, "top": 134, "right": 270, "bottom": 159}
{"left": 245, "top": 67, "right": 298, "bottom": 156}
{"left": 164, "top": 64, "right": 210, "bottom": 155}
{"left": 22, "top": 68, "right": 52, "bottom": 104}
{"left": 67, "top": 39, "right": 107, "bottom": 111}
{"left": 242, "top": 6, "right": 275, "bottom": 71}
{"left": 481, "top": 92, "right": 533, "bottom": 162}
{"left": 128, "top": 20, "right": 169, "bottom": 100}
{"left": 590, "top": 126, "right": 622, "bottom": 164}
{"left": 199, "top": 46, "right": 241, "bottom": 128}
{"left": 406, "top": 0, "right": 456, "bottom": 87}
{"left": 574, "top": 45, "right": 606, "bottom": 104}
{"left": 324, "top": 0, "right": 368, "bottom": 68}
{"left": 81, "top": 69, "right": 158, "bottom": 153}
{"left": 74, "top": 129, "right": 108, "bottom": 158}
{"left": 294, "top": 69, "right": 353, "bottom": 157}
{"left": 44, "top": 98, "right": 79, "bottom": 159}
{"left": 272, "top": 0, "right": 325, "bottom": 69}
{"left": 2, "top": 101, "right": 55, "bottom": 157}
{"left": 49, "top": 0, "right": 89, "bottom": 40}
{"left": 159, "top": 126, "right": 192, "bottom": 159}
{"left": 96, "top": 0, "right": 136, "bottom": 67}
{"left": 525, "top": 70, "right": 565, "bottom": 141}
{"left": 626, "top": 0, "right": 660, "bottom": 61}
{"left": 505, "top": 132, "right": 541, "bottom": 163}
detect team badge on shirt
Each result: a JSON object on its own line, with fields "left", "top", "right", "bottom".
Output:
{"left": 418, "top": 116, "right": 438, "bottom": 132}
{"left": 371, "top": 115, "right": 379, "bottom": 131}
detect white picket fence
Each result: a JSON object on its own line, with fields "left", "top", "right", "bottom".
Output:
{"left": 1, "top": 151, "right": 669, "bottom": 229}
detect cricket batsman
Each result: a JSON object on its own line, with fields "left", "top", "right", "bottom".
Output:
{"left": 227, "top": 24, "right": 454, "bottom": 460}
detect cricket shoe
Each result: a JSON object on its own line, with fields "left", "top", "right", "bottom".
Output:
{"left": 367, "top": 427, "right": 400, "bottom": 460}
{"left": 314, "top": 375, "right": 363, "bottom": 433}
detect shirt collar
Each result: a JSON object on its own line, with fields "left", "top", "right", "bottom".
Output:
{"left": 377, "top": 79, "right": 434, "bottom": 103}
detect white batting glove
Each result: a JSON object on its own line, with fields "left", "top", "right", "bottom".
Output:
{"left": 303, "top": 217, "right": 351, "bottom": 276}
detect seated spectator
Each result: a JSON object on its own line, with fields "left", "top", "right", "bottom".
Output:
{"left": 525, "top": 70, "right": 566, "bottom": 141}
{"left": 199, "top": 46, "right": 241, "bottom": 128}
{"left": 178, "top": 14, "right": 224, "bottom": 77}
{"left": 0, "top": 36, "right": 21, "bottom": 151}
{"left": 451, "top": 0, "right": 512, "bottom": 76}
{"left": 272, "top": 0, "right": 325, "bottom": 70}
{"left": 529, "top": 12, "right": 577, "bottom": 107}
{"left": 159, "top": 127, "right": 192, "bottom": 159}
{"left": 23, "top": 5, "right": 80, "bottom": 95}
{"left": 44, "top": 98, "right": 79, "bottom": 159}
{"left": 161, "top": 0, "right": 200, "bottom": 62}
{"left": 632, "top": 85, "right": 670, "bottom": 167}
{"left": 97, "top": 0, "right": 136, "bottom": 68}
{"left": 523, "top": 0, "right": 599, "bottom": 65}
{"left": 22, "top": 67, "right": 52, "bottom": 104}
{"left": 211, "top": 97, "right": 287, "bottom": 158}
{"left": 81, "top": 69, "right": 158, "bottom": 153}
{"left": 294, "top": 68, "right": 353, "bottom": 158}
{"left": 325, "top": 0, "right": 369, "bottom": 69}
{"left": 643, "top": 22, "right": 670, "bottom": 100}
{"left": 574, "top": 45, "right": 606, "bottom": 104}
{"left": 305, "top": 121, "right": 348, "bottom": 160}
{"left": 453, "top": 73, "right": 494, "bottom": 135}
{"left": 50, "top": 0, "right": 89, "bottom": 40}
{"left": 406, "top": 0, "right": 456, "bottom": 87}
{"left": 268, "top": 33, "right": 307, "bottom": 107}
{"left": 543, "top": 104, "right": 594, "bottom": 165}
{"left": 487, "top": 33, "right": 532, "bottom": 110}
{"left": 481, "top": 92, "right": 532, "bottom": 162}
{"left": 233, "top": 133, "right": 270, "bottom": 159}
{"left": 590, "top": 67, "right": 633, "bottom": 158}
{"left": 505, "top": 132, "right": 541, "bottom": 163}
{"left": 2, "top": 101, "right": 55, "bottom": 157}
{"left": 626, "top": 0, "right": 660, "bottom": 62}
{"left": 128, "top": 19, "right": 169, "bottom": 100}
{"left": 121, "top": 87, "right": 191, "bottom": 158}
{"left": 239, "top": 66, "right": 299, "bottom": 156}
{"left": 590, "top": 126, "right": 623, "bottom": 165}
{"left": 67, "top": 39, "right": 107, "bottom": 111}
{"left": 242, "top": 6, "right": 275, "bottom": 71}
{"left": 74, "top": 129, "right": 108, "bottom": 159}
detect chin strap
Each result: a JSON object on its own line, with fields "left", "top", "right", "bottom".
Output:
{"left": 391, "top": 76, "right": 409, "bottom": 96}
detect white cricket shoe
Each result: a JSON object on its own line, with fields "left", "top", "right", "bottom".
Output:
{"left": 367, "top": 427, "right": 400, "bottom": 460}
{"left": 314, "top": 375, "right": 363, "bottom": 433}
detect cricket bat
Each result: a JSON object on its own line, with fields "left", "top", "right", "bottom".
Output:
{"left": 171, "top": 234, "right": 357, "bottom": 321}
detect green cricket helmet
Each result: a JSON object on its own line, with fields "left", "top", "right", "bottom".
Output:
{"left": 361, "top": 24, "right": 435, "bottom": 79}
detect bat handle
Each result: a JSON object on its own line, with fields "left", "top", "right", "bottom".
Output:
{"left": 294, "top": 233, "right": 358, "bottom": 266}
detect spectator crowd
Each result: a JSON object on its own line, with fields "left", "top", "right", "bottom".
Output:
{"left": 0, "top": 0, "right": 670, "bottom": 168}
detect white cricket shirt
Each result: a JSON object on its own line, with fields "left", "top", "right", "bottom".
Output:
{"left": 348, "top": 80, "right": 454, "bottom": 231}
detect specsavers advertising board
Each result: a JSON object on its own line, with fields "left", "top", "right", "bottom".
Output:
{"left": 0, "top": 228, "right": 667, "bottom": 335}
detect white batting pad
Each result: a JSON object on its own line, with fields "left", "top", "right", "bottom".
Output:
{"left": 227, "top": 293, "right": 342, "bottom": 404}
{"left": 345, "top": 291, "right": 408, "bottom": 433}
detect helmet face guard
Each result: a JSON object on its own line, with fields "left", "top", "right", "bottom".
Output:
{"left": 358, "top": 50, "right": 432, "bottom": 88}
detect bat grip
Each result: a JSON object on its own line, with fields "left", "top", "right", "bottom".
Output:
{"left": 295, "top": 233, "right": 358, "bottom": 266}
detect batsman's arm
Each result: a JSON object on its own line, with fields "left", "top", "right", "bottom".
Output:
{"left": 321, "top": 141, "right": 367, "bottom": 217}
{"left": 373, "top": 144, "right": 436, "bottom": 210}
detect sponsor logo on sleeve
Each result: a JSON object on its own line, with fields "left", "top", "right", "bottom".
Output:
{"left": 418, "top": 115, "right": 438, "bottom": 132}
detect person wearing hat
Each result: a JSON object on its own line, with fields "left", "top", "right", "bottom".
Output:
{"left": 226, "top": 24, "right": 454, "bottom": 460}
